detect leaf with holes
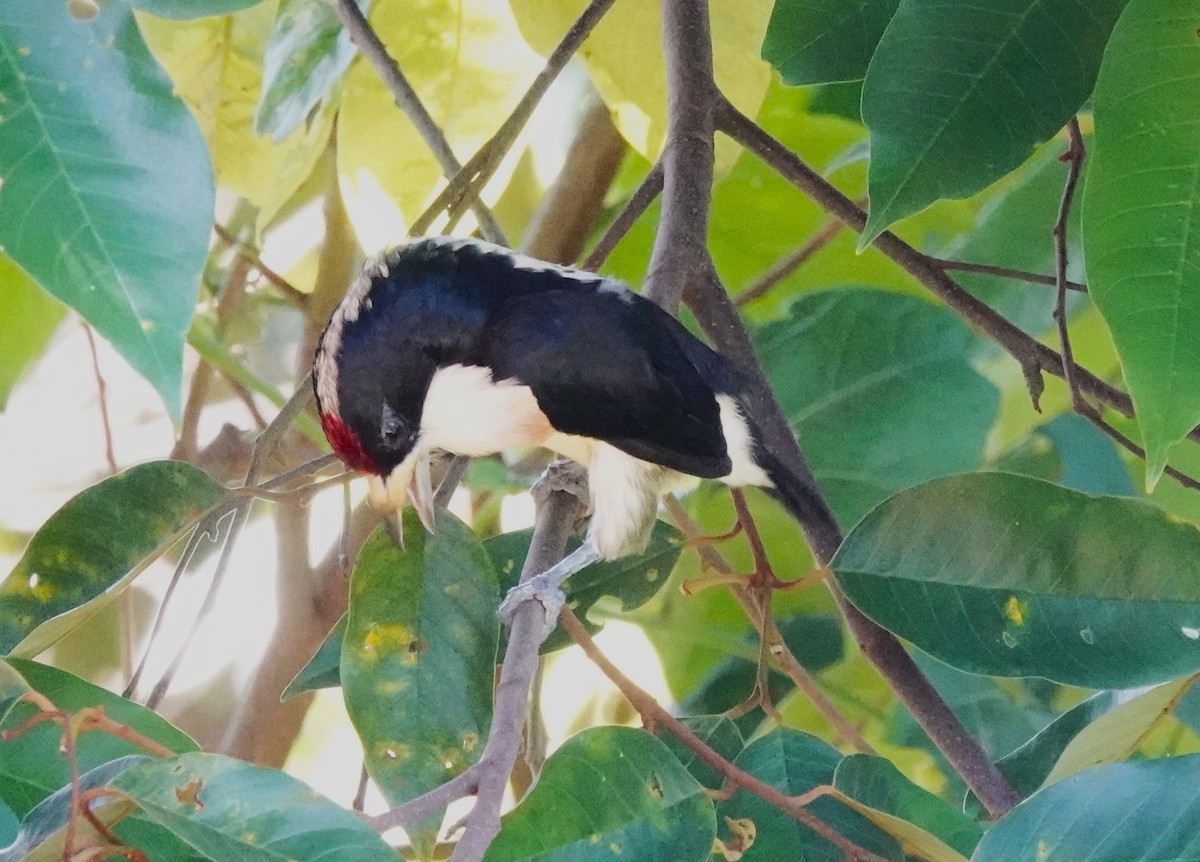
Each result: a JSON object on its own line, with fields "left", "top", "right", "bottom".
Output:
{"left": 1083, "top": 0, "right": 1200, "bottom": 487}
{"left": 0, "top": 1, "right": 214, "bottom": 414}
{"left": 341, "top": 516, "right": 498, "bottom": 807}
{"left": 860, "top": 0, "right": 1127, "bottom": 246}
{"left": 834, "top": 473, "right": 1200, "bottom": 687}
{"left": 716, "top": 730, "right": 900, "bottom": 860}
{"left": 483, "top": 727, "right": 715, "bottom": 862}
{"left": 762, "top": 0, "right": 900, "bottom": 84}
{"left": 110, "top": 752, "right": 399, "bottom": 861}
{"left": 0, "top": 462, "right": 224, "bottom": 658}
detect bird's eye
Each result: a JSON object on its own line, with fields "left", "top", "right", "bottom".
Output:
{"left": 380, "top": 403, "right": 410, "bottom": 447}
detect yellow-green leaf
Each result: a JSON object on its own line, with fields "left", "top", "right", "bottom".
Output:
{"left": 507, "top": 0, "right": 773, "bottom": 175}
{"left": 337, "top": 0, "right": 541, "bottom": 247}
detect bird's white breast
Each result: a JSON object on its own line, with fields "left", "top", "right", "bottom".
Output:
{"left": 420, "top": 363, "right": 552, "bottom": 456}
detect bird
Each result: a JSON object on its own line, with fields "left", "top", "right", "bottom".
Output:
{"left": 312, "top": 236, "right": 826, "bottom": 624}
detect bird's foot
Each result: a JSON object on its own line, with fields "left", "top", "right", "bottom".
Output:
{"left": 497, "top": 574, "right": 567, "bottom": 635}
{"left": 533, "top": 460, "right": 591, "bottom": 532}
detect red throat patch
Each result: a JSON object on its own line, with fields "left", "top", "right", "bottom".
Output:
{"left": 320, "top": 413, "right": 381, "bottom": 474}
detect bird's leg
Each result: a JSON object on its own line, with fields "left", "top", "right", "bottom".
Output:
{"left": 497, "top": 541, "right": 602, "bottom": 634}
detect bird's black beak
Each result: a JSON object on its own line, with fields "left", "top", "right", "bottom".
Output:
{"left": 366, "top": 452, "right": 437, "bottom": 546}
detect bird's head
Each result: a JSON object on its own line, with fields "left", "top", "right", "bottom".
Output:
{"left": 312, "top": 246, "right": 457, "bottom": 533}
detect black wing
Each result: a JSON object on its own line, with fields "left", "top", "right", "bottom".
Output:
{"left": 476, "top": 283, "right": 734, "bottom": 478}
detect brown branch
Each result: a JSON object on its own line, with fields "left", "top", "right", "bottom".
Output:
{"left": 642, "top": 0, "right": 718, "bottom": 313}
{"left": 583, "top": 160, "right": 665, "bottom": 270}
{"left": 333, "top": 0, "right": 506, "bottom": 244}
{"left": 1053, "top": 118, "right": 1088, "bottom": 414}
{"left": 736, "top": 212, "right": 854, "bottom": 307}
{"left": 410, "top": 0, "right": 620, "bottom": 239}
{"left": 81, "top": 323, "right": 118, "bottom": 474}
{"left": 931, "top": 257, "right": 1086, "bottom": 292}
{"left": 558, "top": 608, "right": 890, "bottom": 862}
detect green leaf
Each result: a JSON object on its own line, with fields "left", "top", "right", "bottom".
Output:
{"left": 0, "top": 462, "right": 225, "bottom": 657}
{"left": 483, "top": 727, "right": 716, "bottom": 862}
{"left": 762, "top": 0, "right": 900, "bottom": 84}
{"left": 835, "top": 758, "right": 974, "bottom": 859}
{"left": 255, "top": 0, "right": 362, "bottom": 142}
{"left": 1083, "top": 0, "right": 1200, "bottom": 487}
{"left": 282, "top": 615, "right": 346, "bottom": 700}
{"left": 1045, "top": 675, "right": 1200, "bottom": 785}
{"left": 833, "top": 473, "right": 1200, "bottom": 687}
{"left": 0, "top": 662, "right": 28, "bottom": 728}
{"left": 0, "top": 2, "right": 214, "bottom": 415}
{"left": 757, "top": 289, "right": 998, "bottom": 525}
{"left": 716, "top": 730, "right": 900, "bottom": 861}
{"left": 0, "top": 797, "right": 15, "bottom": 848}
{"left": 0, "top": 256, "right": 64, "bottom": 412}
{"left": 129, "top": 0, "right": 264, "bottom": 18}
{"left": 0, "top": 658, "right": 197, "bottom": 818}
{"left": 341, "top": 515, "right": 499, "bottom": 807}
{"left": 485, "top": 521, "right": 681, "bottom": 652}
{"left": 860, "top": 0, "right": 1127, "bottom": 246}
{"left": 973, "top": 755, "right": 1200, "bottom": 861}
{"left": 657, "top": 715, "right": 746, "bottom": 789}
{"left": 1037, "top": 414, "right": 1136, "bottom": 496}
{"left": 110, "top": 752, "right": 399, "bottom": 861}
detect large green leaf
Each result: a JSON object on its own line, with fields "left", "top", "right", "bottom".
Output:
{"left": 715, "top": 730, "right": 900, "bottom": 861}
{"left": 0, "top": 659, "right": 196, "bottom": 818}
{"left": 1083, "top": 0, "right": 1200, "bottom": 486}
{"left": 0, "top": 462, "right": 225, "bottom": 657}
{"left": 254, "top": 0, "right": 363, "bottom": 141}
{"left": 110, "top": 752, "right": 399, "bottom": 861}
{"left": 860, "top": 0, "right": 1127, "bottom": 246}
{"left": 483, "top": 727, "right": 715, "bottom": 862}
{"left": 341, "top": 515, "right": 499, "bottom": 807}
{"left": 656, "top": 715, "right": 746, "bottom": 790}
{"left": 762, "top": 0, "right": 900, "bottom": 84}
{"left": 834, "top": 473, "right": 1200, "bottom": 687}
{"left": 0, "top": 256, "right": 63, "bottom": 412}
{"left": 973, "top": 755, "right": 1200, "bottom": 861}
{"left": 282, "top": 615, "right": 346, "bottom": 699}
{"left": 0, "top": 663, "right": 28, "bottom": 729}
{"left": 0, "top": 2, "right": 214, "bottom": 415}
{"left": 757, "top": 289, "right": 998, "bottom": 525}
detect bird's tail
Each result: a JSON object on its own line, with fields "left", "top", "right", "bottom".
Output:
{"left": 752, "top": 441, "right": 837, "bottom": 535}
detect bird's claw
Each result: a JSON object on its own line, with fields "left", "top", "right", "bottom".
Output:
{"left": 497, "top": 574, "right": 566, "bottom": 636}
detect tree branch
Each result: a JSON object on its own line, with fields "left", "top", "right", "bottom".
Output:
{"left": 642, "top": 0, "right": 718, "bottom": 312}
{"left": 583, "top": 160, "right": 664, "bottom": 270}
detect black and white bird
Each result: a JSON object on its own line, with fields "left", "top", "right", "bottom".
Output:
{"left": 312, "top": 237, "right": 824, "bottom": 619}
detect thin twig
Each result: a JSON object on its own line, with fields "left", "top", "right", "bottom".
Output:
{"left": 736, "top": 213, "right": 853, "bottom": 307}
{"left": 212, "top": 223, "right": 308, "bottom": 305}
{"left": 333, "top": 0, "right": 505, "bottom": 244}
{"left": 930, "top": 257, "right": 1086, "bottom": 292}
{"left": 410, "top": 0, "right": 620, "bottom": 239}
{"left": 583, "top": 161, "right": 665, "bottom": 271}
{"left": 661, "top": 496, "right": 874, "bottom": 755}
{"left": 558, "top": 609, "right": 890, "bottom": 862}
{"left": 81, "top": 323, "right": 118, "bottom": 475}
{"left": 1053, "top": 118, "right": 1088, "bottom": 414}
